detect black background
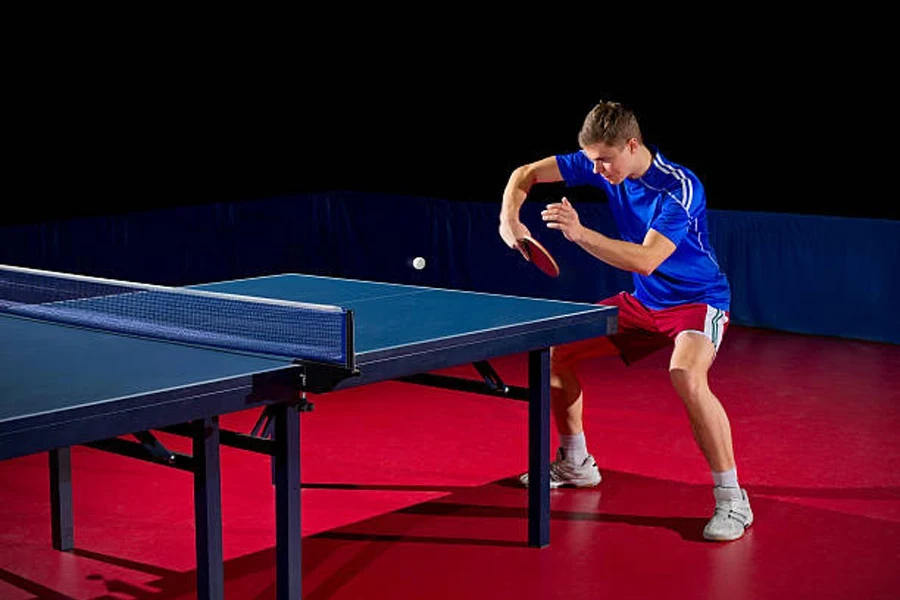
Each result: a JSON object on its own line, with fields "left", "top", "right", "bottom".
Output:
{"left": 6, "top": 29, "right": 895, "bottom": 224}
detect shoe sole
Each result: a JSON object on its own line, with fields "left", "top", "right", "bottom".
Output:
{"left": 520, "top": 478, "right": 602, "bottom": 489}
{"left": 551, "top": 480, "right": 601, "bottom": 489}
{"left": 703, "top": 521, "right": 753, "bottom": 542}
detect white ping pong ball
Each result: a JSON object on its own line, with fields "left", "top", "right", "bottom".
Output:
{"left": 413, "top": 257, "right": 426, "bottom": 270}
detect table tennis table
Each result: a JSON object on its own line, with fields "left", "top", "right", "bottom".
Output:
{"left": 0, "top": 269, "right": 617, "bottom": 600}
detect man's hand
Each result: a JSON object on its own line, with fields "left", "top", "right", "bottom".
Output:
{"left": 499, "top": 218, "right": 532, "bottom": 259}
{"left": 542, "top": 197, "right": 584, "bottom": 242}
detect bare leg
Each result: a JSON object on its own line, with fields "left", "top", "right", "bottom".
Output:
{"left": 668, "top": 332, "right": 735, "bottom": 472}
{"left": 550, "top": 348, "right": 585, "bottom": 435}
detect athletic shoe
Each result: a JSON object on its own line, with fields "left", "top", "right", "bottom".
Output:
{"left": 518, "top": 447, "right": 601, "bottom": 488}
{"left": 703, "top": 486, "right": 754, "bottom": 541}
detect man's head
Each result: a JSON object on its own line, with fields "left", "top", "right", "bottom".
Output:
{"left": 578, "top": 101, "right": 642, "bottom": 148}
{"left": 578, "top": 101, "right": 647, "bottom": 184}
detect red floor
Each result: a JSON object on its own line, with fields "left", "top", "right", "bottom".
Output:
{"left": 1, "top": 325, "right": 898, "bottom": 599}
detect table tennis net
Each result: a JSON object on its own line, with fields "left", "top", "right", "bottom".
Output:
{"left": 0, "top": 265, "right": 352, "bottom": 367}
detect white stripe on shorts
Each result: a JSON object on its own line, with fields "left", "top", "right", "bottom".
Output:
{"left": 680, "top": 306, "right": 728, "bottom": 352}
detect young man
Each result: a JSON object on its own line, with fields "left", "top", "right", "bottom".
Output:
{"left": 498, "top": 100, "right": 752, "bottom": 542}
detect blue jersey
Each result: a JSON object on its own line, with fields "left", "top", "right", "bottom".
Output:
{"left": 556, "top": 148, "right": 730, "bottom": 311}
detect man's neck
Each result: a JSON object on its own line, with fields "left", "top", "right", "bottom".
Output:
{"left": 631, "top": 145, "right": 654, "bottom": 179}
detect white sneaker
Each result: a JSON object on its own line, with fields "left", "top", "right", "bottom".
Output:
{"left": 703, "top": 486, "right": 753, "bottom": 541}
{"left": 518, "top": 447, "right": 602, "bottom": 488}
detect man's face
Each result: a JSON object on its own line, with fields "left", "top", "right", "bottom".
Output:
{"left": 581, "top": 140, "right": 633, "bottom": 185}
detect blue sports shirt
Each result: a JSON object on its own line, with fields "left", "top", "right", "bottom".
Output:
{"left": 556, "top": 148, "right": 730, "bottom": 311}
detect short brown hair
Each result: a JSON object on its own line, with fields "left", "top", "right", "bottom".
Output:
{"left": 578, "top": 101, "right": 642, "bottom": 148}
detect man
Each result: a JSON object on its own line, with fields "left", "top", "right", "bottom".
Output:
{"left": 498, "top": 100, "right": 752, "bottom": 542}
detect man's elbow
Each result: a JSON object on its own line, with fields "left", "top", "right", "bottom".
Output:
{"left": 512, "top": 164, "right": 537, "bottom": 188}
{"left": 635, "top": 242, "right": 673, "bottom": 276}
{"left": 635, "top": 257, "right": 663, "bottom": 277}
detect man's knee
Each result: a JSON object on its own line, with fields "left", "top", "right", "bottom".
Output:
{"left": 669, "top": 366, "right": 706, "bottom": 402}
{"left": 550, "top": 368, "right": 577, "bottom": 391}
{"left": 549, "top": 354, "right": 580, "bottom": 398}
{"left": 550, "top": 348, "right": 575, "bottom": 378}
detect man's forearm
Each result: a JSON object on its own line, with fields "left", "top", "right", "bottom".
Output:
{"left": 574, "top": 228, "right": 654, "bottom": 275}
{"left": 501, "top": 166, "right": 532, "bottom": 221}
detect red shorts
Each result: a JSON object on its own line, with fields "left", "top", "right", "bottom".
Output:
{"left": 554, "top": 292, "right": 730, "bottom": 367}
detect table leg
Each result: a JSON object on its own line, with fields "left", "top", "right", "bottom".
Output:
{"left": 49, "top": 448, "right": 74, "bottom": 551}
{"left": 193, "top": 417, "right": 224, "bottom": 600}
{"left": 527, "top": 348, "right": 551, "bottom": 547}
{"left": 273, "top": 403, "right": 302, "bottom": 599}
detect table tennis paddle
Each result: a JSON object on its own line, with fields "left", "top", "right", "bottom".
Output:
{"left": 517, "top": 235, "right": 560, "bottom": 278}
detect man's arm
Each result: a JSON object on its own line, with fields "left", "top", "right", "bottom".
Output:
{"left": 499, "top": 156, "right": 564, "bottom": 248}
{"left": 543, "top": 198, "right": 677, "bottom": 275}
{"left": 571, "top": 228, "right": 676, "bottom": 276}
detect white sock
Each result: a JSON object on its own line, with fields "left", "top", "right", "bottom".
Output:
{"left": 712, "top": 468, "right": 739, "bottom": 489}
{"left": 559, "top": 433, "right": 588, "bottom": 465}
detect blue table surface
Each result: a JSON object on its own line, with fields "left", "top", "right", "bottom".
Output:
{"left": 193, "top": 274, "right": 609, "bottom": 355}
{"left": 1, "top": 274, "right": 612, "bottom": 421}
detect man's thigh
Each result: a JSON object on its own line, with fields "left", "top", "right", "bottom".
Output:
{"left": 552, "top": 292, "right": 671, "bottom": 368}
